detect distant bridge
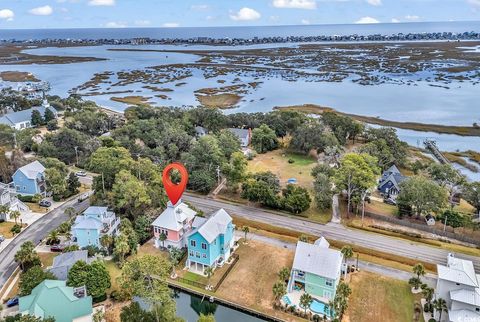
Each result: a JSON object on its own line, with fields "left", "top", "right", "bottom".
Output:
{"left": 423, "top": 139, "right": 450, "bottom": 164}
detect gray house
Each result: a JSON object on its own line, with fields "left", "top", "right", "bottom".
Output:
{"left": 227, "top": 128, "right": 251, "bottom": 147}
{"left": 48, "top": 250, "right": 90, "bottom": 280}
{"left": 0, "top": 100, "right": 58, "bottom": 130}
{"left": 378, "top": 165, "right": 407, "bottom": 198}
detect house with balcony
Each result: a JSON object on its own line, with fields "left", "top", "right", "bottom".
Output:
{"left": 12, "top": 160, "right": 47, "bottom": 196}
{"left": 0, "top": 182, "right": 29, "bottom": 221}
{"left": 287, "top": 238, "right": 344, "bottom": 305}
{"left": 435, "top": 253, "right": 480, "bottom": 322}
{"left": 151, "top": 200, "right": 196, "bottom": 249}
{"left": 186, "top": 208, "right": 235, "bottom": 274}
{"left": 71, "top": 206, "right": 120, "bottom": 248}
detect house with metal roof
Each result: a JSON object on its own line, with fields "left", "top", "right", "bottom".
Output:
{"left": 0, "top": 182, "right": 29, "bottom": 221}
{"left": 48, "top": 250, "right": 90, "bottom": 281}
{"left": 186, "top": 208, "right": 235, "bottom": 274}
{"left": 12, "top": 160, "right": 47, "bottom": 196}
{"left": 227, "top": 128, "right": 251, "bottom": 147}
{"left": 71, "top": 206, "right": 120, "bottom": 248}
{"left": 151, "top": 200, "right": 196, "bottom": 249}
{"left": 377, "top": 164, "right": 407, "bottom": 198}
{"left": 0, "top": 100, "right": 58, "bottom": 130}
{"left": 287, "top": 238, "right": 344, "bottom": 304}
{"left": 435, "top": 253, "right": 480, "bottom": 322}
{"left": 19, "top": 280, "right": 93, "bottom": 322}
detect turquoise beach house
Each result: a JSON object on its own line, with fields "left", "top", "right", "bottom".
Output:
{"left": 186, "top": 209, "right": 235, "bottom": 274}
{"left": 287, "top": 237, "right": 344, "bottom": 305}
{"left": 71, "top": 206, "right": 121, "bottom": 248}
{"left": 12, "top": 161, "right": 47, "bottom": 196}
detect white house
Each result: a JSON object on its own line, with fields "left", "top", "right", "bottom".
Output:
{"left": 436, "top": 253, "right": 480, "bottom": 321}
{"left": 0, "top": 182, "right": 29, "bottom": 221}
{"left": 227, "top": 128, "right": 251, "bottom": 148}
{"left": 0, "top": 100, "right": 58, "bottom": 130}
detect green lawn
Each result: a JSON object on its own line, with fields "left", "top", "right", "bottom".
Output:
{"left": 105, "top": 260, "right": 122, "bottom": 293}
{"left": 0, "top": 221, "right": 16, "bottom": 238}
{"left": 346, "top": 271, "right": 424, "bottom": 322}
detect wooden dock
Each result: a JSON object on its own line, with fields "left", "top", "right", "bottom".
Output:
{"left": 423, "top": 139, "right": 450, "bottom": 164}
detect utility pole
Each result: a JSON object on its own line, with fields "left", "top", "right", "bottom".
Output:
{"left": 13, "top": 132, "right": 17, "bottom": 149}
{"left": 102, "top": 172, "right": 105, "bottom": 194}
{"left": 444, "top": 214, "right": 448, "bottom": 232}
{"left": 361, "top": 189, "right": 369, "bottom": 227}
{"left": 216, "top": 165, "right": 221, "bottom": 185}
{"left": 74, "top": 146, "right": 79, "bottom": 166}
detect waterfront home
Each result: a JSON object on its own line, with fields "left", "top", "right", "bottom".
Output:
{"left": 71, "top": 206, "right": 120, "bottom": 248}
{"left": 19, "top": 280, "right": 93, "bottom": 322}
{"left": 435, "top": 253, "right": 480, "bottom": 322}
{"left": 0, "top": 182, "right": 29, "bottom": 221}
{"left": 12, "top": 160, "right": 47, "bottom": 196}
{"left": 0, "top": 100, "right": 58, "bottom": 130}
{"left": 194, "top": 126, "right": 208, "bottom": 137}
{"left": 287, "top": 238, "right": 344, "bottom": 305}
{"left": 377, "top": 164, "right": 407, "bottom": 199}
{"left": 48, "top": 250, "right": 90, "bottom": 280}
{"left": 186, "top": 209, "right": 235, "bottom": 274}
{"left": 227, "top": 128, "right": 251, "bottom": 147}
{"left": 151, "top": 200, "right": 196, "bottom": 249}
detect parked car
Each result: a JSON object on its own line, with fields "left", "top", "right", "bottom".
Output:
{"left": 39, "top": 199, "right": 52, "bottom": 207}
{"left": 383, "top": 198, "right": 397, "bottom": 206}
{"left": 0, "top": 235, "right": 5, "bottom": 243}
{"left": 78, "top": 194, "right": 89, "bottom": 203}
{"left": 50, "top": 244, "right": 66, "bottom": 252}
{"left": 75, "top": 171, "right": 87, "bottom": 177}
{"left": 6, "top": 297, "right": 18, "bottom": 307}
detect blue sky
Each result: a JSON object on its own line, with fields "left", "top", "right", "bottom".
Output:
{"left": 0, "top": 0, "right": 479, "bottom": 29}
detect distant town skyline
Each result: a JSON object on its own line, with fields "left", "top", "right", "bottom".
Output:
{"left": 0, "top": 0, "right": 479, "bottom": 29}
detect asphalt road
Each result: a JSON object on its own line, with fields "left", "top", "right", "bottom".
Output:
{"left": 183, "top": 194, "right": 480, "bottom": 272}
{"left": 0, "top": 194, "right": 91, "bottom": 290}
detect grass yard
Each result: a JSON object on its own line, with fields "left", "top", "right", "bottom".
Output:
{"left": 0, "top": 221, "right": 16, "bottom": 238}
{"left": 38, "top": 252, "right": 58, "bottom": 268}
{"left": 25, "top": 202, "right": 49, "bottom": 213}
{"left": 247, "top": 149, "right": 316, "bottom": 189}
{"left": 344, "top": 271, "right": 424, "bottom": 322}
{"left": 365, "top": 200, "right": 398, "bottom": 216}
{"left": 104, "top": 260, "right": 122, "bottom": 293}
{"left": 215, "top": 240, "right": 297, "bottom": 321}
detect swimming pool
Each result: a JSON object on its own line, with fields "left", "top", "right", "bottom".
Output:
{"left": 282, "top": 295, "right": 292, "bottom": 305}
{"left": 310, "top": 299, "right": 332, "bottom": 316}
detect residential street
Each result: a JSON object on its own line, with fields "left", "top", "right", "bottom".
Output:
{"left": 0, "top": 194, "right": 91, "bottom": 291}
{"left": 184, "top": 194, "right": 480, "bottom": 271}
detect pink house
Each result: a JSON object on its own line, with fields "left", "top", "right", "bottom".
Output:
{"left": 152, "top": 200, "right": 196, "bottom": 249}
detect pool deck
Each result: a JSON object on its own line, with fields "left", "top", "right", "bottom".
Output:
{"left": 282, "top": 290, "right": 331, "bottom": 316}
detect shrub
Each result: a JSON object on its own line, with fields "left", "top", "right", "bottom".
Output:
{"left": 93, "top": 293, "right": 107, "bottom": 304}
{"left": 288, "top": 158, "right": 295, "bottom": 164}
{"left": 428, "top": 319, "right": 436, "bottom": 322}
{"left": 18, "top": 195, "right": 34, "bottom": 203}
{"left": 10, "top": 224, "right": 21, "bottom": 234}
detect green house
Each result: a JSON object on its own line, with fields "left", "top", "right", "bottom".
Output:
{"left": 19, "top": 280, "right": 93, "bottom": 322}
{"left": 288, "top": 238, "right": 344, "bottom": 302}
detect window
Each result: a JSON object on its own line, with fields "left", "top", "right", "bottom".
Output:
{"left": 189, "top": 251, "right": 194, "bottom": 256}
{"left": 476, "top": 308, "right": 479, "bottom": 312}
{"left": 15, "top": 186, "right": 20, "bottom": 191}
{"left": 323, "top": 290, "right": 332, "bottom": 299}
{"left": 191, "top": 240, "right": 196, "bottom": 247}
{"left": 202, "top": 253, "right": 207, "bottom": 258}
{"left": 195, "top": 252, "right": 200, "bottom": 258}
{"left": 201, "top": 243, "right": 207, "bottom": 250}
{"left": 325, "top": 279, "right": 333, "bottom": 287}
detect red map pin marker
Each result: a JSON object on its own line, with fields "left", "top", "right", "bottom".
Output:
{"left": 162, "top": 162, "right": 188, "bottom": 206}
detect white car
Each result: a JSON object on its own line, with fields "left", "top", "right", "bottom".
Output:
{"left": 75, "top": 171, "right": 87, "bottom": 177}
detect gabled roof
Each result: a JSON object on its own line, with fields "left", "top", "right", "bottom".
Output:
{"left": 189, "top": 208, "right": 232, "bottom": 243}
{"left": 228, "top": 128, "right": 249, "bottom": 140}
{"left": 19, "top": 280, "right": 92, "bottom": 322}
{"left": 83, "top": 206, "right": 108, "bottom": 216}
{"left": 450, "top": 288, "right": 480, "bottom": 306}
{"left": 448, "top": 309, "right": 480, "bottom": 322}
{"left": 151, "top": 201, "right": 196, "bottom": 231}
{"left": 49, "top": 250, "right": 89, "bottom": 280}
{"left": 292, "top": 241, "right": 343, "bottom": 280}
{"left": 379, "top": 173, "right": 407, "bottom": 190}
{"left": 437, "top": 254, "right": 479, "bottom": 288}
{"left": 313, "top": 237, "right": 330, "bottom": 248}
{"left": 0, "top": 104, "right": 57, "bottom": 126}
{"left": 384, "top": 165, "right": 401, "bottom": 175}
{"left": 194, "top": 126, "right": 207, "bottom": 135}
{"left": 72, "top": 216, "right": 102, "bottom": 231}
{"left": 15, "top": 161, "right": 45, "bottom": 179}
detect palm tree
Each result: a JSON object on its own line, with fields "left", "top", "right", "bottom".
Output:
{"left": 242, "top": 226, "right": 249, "bottom": 241}
{"left": 272, "top": 281, "right": 287, "bottom": 306}
{"left": 169, "top": 247, "right": 183, "bottom": 277}
{"left": 421, "top": 285, "right": 434, "bottom": 305}
{"left": 204, "top": 266, "right": 214, "bottom": 290}
{"left": 100, "top": 234, "right": 114, "bottom": 255}
{"left": 9, "top": 210, "right": 21, "bottom": 225}
{"left": 14, "top": 241, "right": 37, "bottom": 271}
{"left": 46, "top": 230, "right": 60, "bottom": 245}
{"left": 413, "top": 263, "right": 425, "bottom": 280}
{"left": 434, "top": 298, "right": 448, "bottom": 321}
{"left": 0, "top": 205, "right": 9, "bottom": 221}
{"left": 114, "top": 235, "right": 130, "bottom": 266}
{"left": 408, "top": 277, "right": 422, "bottom": 290}
{"left": 300, "top": 292, "right": 313, "bottom": 315}
{"left": 341, "top": 245, "right": 354, "bottom": 269}
{"left": 278, "top": 267, "right": 290, "bottom": 283}
{"left": 64, "top": 207, "right": 76, "bottom": 220}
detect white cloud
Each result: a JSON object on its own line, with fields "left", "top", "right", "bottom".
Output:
{"left": 105, "top": 21, "right": 126, "bottom": 28}
{"left": 366, "top": 0, "right": 382, "bottom": 6}
{"left": 301, "top": 19, "right": 310, "bottom": 24}
{"left": 162, "top": 22, "right": 179, "bottom": 28}
{"left": 134, "top": 20, "right": 151, "bottom": 26}
{"left": 468, "top": 0, "right": 480, "bottom": 7}
{"left": 272, "top": 0, "right": 317, "bottom": 10}
{"left": 29, "top": 5, "right": 53, "bottom": 16}
{"left": 405, "top": 15, "right": 420, "bottom": 20}
{"left": 230, "top": 7, "right": 261, "bottom": 21}
{"left": 0, "top": 9, "right": 14, "bottom": 21}
{"left": 391, "top": 18, "right": 400, "bottom": 23}
{"left": 88, "top": 0, "right": 115, "bottom": 6}
{"left": 190, "top": 4, "right": 209, "bottom": 10}
{"left": 355, "top": 16, "right": 380, "bottom": 24}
